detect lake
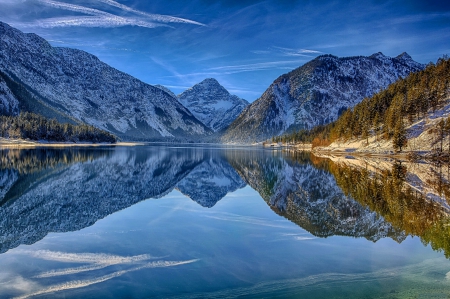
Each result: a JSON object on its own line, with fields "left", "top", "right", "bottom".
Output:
{"left": 0, "top": 145, "right": 449, "bottom": 298}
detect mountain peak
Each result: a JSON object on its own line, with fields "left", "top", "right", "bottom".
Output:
{"left": 370, "top": 52, "right": 386, "bottom": 59}
{"left": 396, "top": 52, "right": 412, "bottom": 60}
{"left": 0, "top": 22, "right": 211, "bottom": 141}
{"left": 222, "top": 52, "right": 425, "bottom": 144}
{"left": 200, "top": 78, "right": 220, "bottom": 85}
{"left": 178, "top": 79, "right": 249, "bottom": 132}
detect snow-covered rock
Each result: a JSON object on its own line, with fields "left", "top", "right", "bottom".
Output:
{"left": 154, "top": 84, "right": 178, "bottom": 99}
{"left": 222, "top": 53, "right": 424, "bottom": 143}
{"left": 0, "top": 73, "right": 19, "bottom": 116}
{"left": 178, "top": 78, "right": 249, "bottom": 132}
{"left": 0, "top": 21, "right": 211, "bottom": 141}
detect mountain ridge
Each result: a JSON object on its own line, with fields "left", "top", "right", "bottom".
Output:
{"left": 0, "top": 21, "right": 212, "bottom": 141}
{"left": 222, "top": 52, "right": 425, "bottom": 144}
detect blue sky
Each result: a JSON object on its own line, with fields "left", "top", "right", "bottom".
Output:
{"left": 0, "top": 0, "right": 449, "bottom": 101}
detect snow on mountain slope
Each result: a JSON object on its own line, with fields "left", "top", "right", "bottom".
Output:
{"left": 0, "top": 21, "right": 211, "bottom": 140}
{"left": 154, "top": 84, "right": 178, "bottom": 99}
{"left": 178, "top": 78, "right": 249, "bottom": 132}
{"left": 222, "top": 53, "right": 424, "bottom": 143}
{"left": 0, "top": 73, "right": 19, "bottom": 116}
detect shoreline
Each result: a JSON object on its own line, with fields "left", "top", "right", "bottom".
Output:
{"left": 265, "top": 142, "right": 449, "bottom": 162}
{"left": 0, "top": 138, "right": 145, "bottom": 148}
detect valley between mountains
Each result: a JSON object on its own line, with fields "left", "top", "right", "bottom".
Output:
{"left": 0, "top": 21, "right": 449, "bottom": 156}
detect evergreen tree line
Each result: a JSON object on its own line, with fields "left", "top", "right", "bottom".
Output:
{"left": 270, "top": 125, "right": 333, "bottom": 147}
{"left": 0, "top": 112, "right": 117, "bottom": 143}
{"left": 0, "top": 148, "right": 111, "bottom": 174}
{"left": 273, "top": 57, "right": 450, "bottom": 150}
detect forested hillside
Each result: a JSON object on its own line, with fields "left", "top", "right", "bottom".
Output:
{"left": 272, "top": 57, "right": 450, "bottom": 152}
{"left": 0, "top": 112, "right": 117, "bottom": 143}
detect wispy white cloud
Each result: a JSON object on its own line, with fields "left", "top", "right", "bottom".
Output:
{"left": 11, "top": 250, "right": 199, "bottom": 299}
{"left": 204, "top": 214, "right": 294, "bottom": 229}
{"left": 208, "top": 60, "right": 307, "bottom": 73}
{"left": 0, "top": 274, "right": 38, "bottom": 295}
{"left": 38, "top": 0, "right": 111, "bottom": 16}
{"left": 227, "top": 88, "right": 261, "bottom": 96}
{"left": 14, "top": 0, "right": 204, "bottom": 29}
{"left": 252, "top": 50, "right": 271, "bottom": 55}
{"left": 387, "top": 12, "right": 450, "bottom": 26}
{"left": 19, "top": 16, "right": 163, "bottom": 29}
{"left": 18, "top": 250, "right": 155, "bottom": 264}
{"left": 35, "top": 264, "right": 115, "bottom": 278}
{"left": 14, "top": 259, "right": 199, "bottom": 299}
{"left": 97, "top": 0, "right": 205, "bottom": 26}
{"left": 252, "top": 46, "right": 322, "bottom": 57}
{"left": 273, "top": 46, "right": 322, "bottom": 56}
{"left": 160, "top": 60, "right": 306, "bottom": 82}
{"left": 31, "top": 251, "right": 158, "bottom": 278}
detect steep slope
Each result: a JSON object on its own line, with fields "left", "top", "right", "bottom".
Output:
{"left": 222, "top": 53, "right": 424, "bottom": 143}
{"left": 154, "top": 84, "right": 178, "bottom": 99}
{"left": 0, "top": 22, "right": 211, "bottom": 141}
{"left": 0, "top": 73, "right": 19, "bottom": 116}
{"left": 178, "top": 78, "right": 249, "bottom": 132}
{"left": 314, "top": 57, "right": 450, "bottom": 154}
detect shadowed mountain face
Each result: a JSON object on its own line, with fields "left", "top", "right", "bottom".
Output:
{"left": 222, "top": 53, "right": 424, "bottom": 143}
{"left": 0, "top": 22, "right": 211, "bottom": 141}
{"left": 177, "top": 79, "right": 249, "bottom": 132}
{"left": 1, "top": 147, "right": 450, "bottom": 255}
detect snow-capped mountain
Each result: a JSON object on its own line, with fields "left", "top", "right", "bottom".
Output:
{"left": 228, "top": 151, "right": 405, "bottom": 241}
{"left": 178, "top": 78, "right": 249, "bottom": 132}
{"left": 222, "top": 53, "right": 424, "bottom": 143}
{"left": 0, "top": 22, "right": 211, "bottom": 141}
{"left": 154, "top": 84, "right": 178, "bottom": 99}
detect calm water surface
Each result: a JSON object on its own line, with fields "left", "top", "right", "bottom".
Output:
{"left": 0, "top": 145, "right": 450, "bottom": 298}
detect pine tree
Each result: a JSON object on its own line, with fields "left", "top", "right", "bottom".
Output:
{"left": 438, "top": 118, "right": 446, "bottom": 153}
{"left": 393, "top": 118, "right": 407, "bottom": 152}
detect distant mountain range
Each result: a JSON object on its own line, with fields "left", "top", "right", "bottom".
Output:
{"left": 222, "top": 52, "right": 424, "bottom": 143}
{"left": 0, "top": 21, "right": 428, "bottom": 143}
{"left": 0, "top": 22, "right": 213, "bottom": 141}
{"left": 0, "top": 21, "right": 251, "bottom": 141}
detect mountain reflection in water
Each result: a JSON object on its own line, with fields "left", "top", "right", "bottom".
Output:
{"left": 0, "top": 146, "right": 449, "bottom": 258}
